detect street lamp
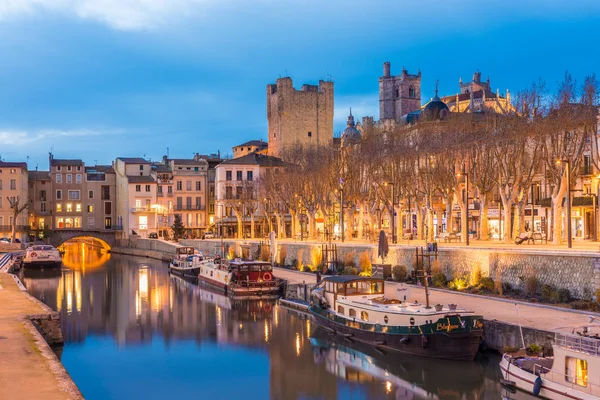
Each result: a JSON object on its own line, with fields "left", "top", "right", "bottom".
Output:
{"left": 456, "top": 170, "right": 470, "bottom": 246}
{"left": 384, "top": 182, "right": 396, "bottom": 244}
{"left": 556, "top": 159, "right": 572, "bottom": 248}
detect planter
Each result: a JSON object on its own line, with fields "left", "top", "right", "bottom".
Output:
{"left": 448, "top": 304, "right": 457, "bottom": 311}
{"left": 435, "top": 304, "right": 443, "bottom": 312}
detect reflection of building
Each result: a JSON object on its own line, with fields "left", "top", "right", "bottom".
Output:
{"left": 0, "top": 161, "right": 29, "bottom": 241}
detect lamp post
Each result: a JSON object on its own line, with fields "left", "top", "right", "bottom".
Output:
{"left": 557, "top": 160, "right": 572, "bottom": 248}
{"left": 384, "top": 182, "right": 396, "bottom": 244}
{"left": 457, "top": 169, "right": 470, "bottom": 246}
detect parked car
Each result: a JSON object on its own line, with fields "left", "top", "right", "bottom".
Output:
{"left": 202, "top": 232, "right": 215, "bottom": 239}
{"left": 148, "top": 233, "right": 158, "bottom": 239}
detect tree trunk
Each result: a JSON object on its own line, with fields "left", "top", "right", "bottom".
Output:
{"left": 553, "top": 203, "right": 564, "bottom": 244}
{"left": 358, "top": 206, "right": 364, "bottom": 240}
{"left": 426, "top": 207, "right": 434, "bottom": 242}
{"left": 250, "top": 214, "right": 255, "bottom": 238}
{"left": 309, "top": 212, "right": 317, "bottom": 240}
{"left": 445, "top": 198, "right": 453, "bottom": 233}
{"left": 236, "top": 214, "right": 243, "bottom": 239}
{"left": 479, "top": 195, "right": 489, "bottom": 240}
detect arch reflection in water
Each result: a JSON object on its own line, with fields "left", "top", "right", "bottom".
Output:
{"left": 59, "top": 239, "right": 111, "bottom": 271}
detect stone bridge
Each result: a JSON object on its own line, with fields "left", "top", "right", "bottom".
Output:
{"left": 48, "top": 230, "right": 117, "bottom": 249}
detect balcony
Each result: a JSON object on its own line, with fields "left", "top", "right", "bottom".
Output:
{"left": 130, "top": 207, "right": 152, "bottom": 213}
{"left": 174, "top": 205, "right": 207, "bottom": 211}
{"left": 166, "top": 193, "right": 174, "bottom": 197}
{"left": 0, "top": 225, "right": 30, "bottom": 231}
{"left": 157, "top": 192, "right": 164, "bottom": 197}
{"left": 108, "top": 225, "right": 123, "bottom": 231}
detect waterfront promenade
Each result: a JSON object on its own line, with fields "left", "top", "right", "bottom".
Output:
{"left": 0, "top": 272, "right": 81, "bottom": 400}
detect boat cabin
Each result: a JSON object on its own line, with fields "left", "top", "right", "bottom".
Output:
{"left": 228, "top": 260, "right": 274, "bottom": 283}
{"left": 321, "top": 276, "right": 385, "bottom": 297}
{"left": 175, "top": 247, "right": 197, "bottom": 260}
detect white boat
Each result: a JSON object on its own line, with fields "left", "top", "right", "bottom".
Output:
{"left": 22, "top": 245, "right": 62, "bottom": 269}
{"left": 168, "top": 247, "right": 212, "bottom": 278}
{"left": 500, "top": 331, "right": 600, "bottom": 399}
{"left": 198, "top": 259, "right": 281, "bottom": 298}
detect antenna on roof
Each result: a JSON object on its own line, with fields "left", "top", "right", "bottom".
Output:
{"left": 167, "top": 147, "right": 169, "bottom": 158}
{"left": 35, "top": 164, "right": 38, "bottom": 171}
{"left": 26, "top": 156, "right": 30, "bottom": 168}
{"left": 94, "top": 160, "right": 97, "bottom": 166}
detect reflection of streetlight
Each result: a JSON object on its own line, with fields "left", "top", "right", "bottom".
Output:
{"left": 556, "top": 159, "right": 572, "bottom": 248}
{"left": 384, "top": 182, "right": 396, "bottom": 244}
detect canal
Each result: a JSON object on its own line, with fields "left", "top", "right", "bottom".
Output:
{"left": 21, "top": 243, "right": 534, "bottom": 400}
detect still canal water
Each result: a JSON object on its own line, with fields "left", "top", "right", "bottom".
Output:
{"left": 21, "top": 243, "right": 534, "bottom": 400}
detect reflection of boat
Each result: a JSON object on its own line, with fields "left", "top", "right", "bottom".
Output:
{"left": 311, "top": 332, "right": 439, "bottom": 399}
{"left": 198, "top": 259, "right": 281, "bottom": 298}
{"left": 500, "top": 331, "right": 600, "bottom": 399}
{"left": 168, "top": 247, "right": 211, "bottom": 278}
{"left": 22, "top": 245, "right": 62, "bottom": 269}
{"left": 309, "top": 276, "right": 484, "bottom": 360}
{"left": 21, "top": 267, "right": 63, "bottom": 279}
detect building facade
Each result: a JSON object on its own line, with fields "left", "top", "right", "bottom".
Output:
{"left": 267, "top": 77, "right": 334, "bottom": 158}
{"left": 379, "top": 61, "right": 422, "bottom": 122}
{"left": 169, "top": 157, "right": 209, "bottom": 238}
{"left": 28, "top": 170, "right": 51, "bottom": 240}
{"left": 0, "top": 161, "right": 29, "bottom": 241}
{"left": 232, "top": 140, "right": 268, "bottom": 159}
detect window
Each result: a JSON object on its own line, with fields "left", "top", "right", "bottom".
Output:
{"left": 409, "top": 86, "right": 415, "bottom": 98}
{"left": 66, "top": 174, "right": 72, "bottom": 184}
{"left": 225, "top": 187, "right": 233, "bottom": 200}
{"left": 308, "top": 131, "right": 312, "bottom": 137}
{"left": 56, "top": 190, "right": 62, "bottom": 200}
{"left": 186, "top": 197, "right": 192, "bottom": 209}
{"left": 57, "top": 166, "right": 61, "bottom": 171}
{"left": 139, "top": 216, "right": 148, "bottom": 230}
{"left": 40, "top": 203, "right": 47, "bottom": 212}
{"left": 56, "top": 174, "right": 62, "bottom": 183}
{"left": 10, "top": 179, "right": 16, "bottom": 190}
{"left": 68, "top": 190, "right": 80, "bottom": 200}
{"left": 77, "top": 166, "right": 81, "bottom": 171}
{"left": 209, "top": 204, "right": 215, "bottom": 214}
{"left": 56, "top": 203, "right": 62, "bottom": 212}
{"left": 145, "top": 185, "right": 151, "bottom": 192}
{"left": 247, "top": 171, "right": 253, "bottom": 181}
{"left": 566, "top": 357, "right": 588, "bottom": 387}
{"left": 139, "top": 165, "right": 144, "bottom": 171}
{"left": 88, "top": 217, "right": 95, "bottom": 228}
{"left": 0, "top": 180, "right": 2, "bottom": 190}
{"left": 104, "top": 202, "right": 112, "bottom": 215}
{"left": 236, "top": 186, "right": 242, "bottom": 199}
{"left": 76, "top": 204, "right": 82, "bottom": 212}
{"left": 158, "top": 186, "right": 163, "bottom": 194}
{"left": 186, "top": 181, "right": 192, "bottom": 191}
{"left": 101, "top": 185, "right": 110, "bottom": 200}
{"left": 226, "top": 171, "right": 232, "bottom": 181}
{"left": 67, "top": 166, "right": 72, "bottom": 171}
{"left": 176, "top": 197, "right": 183, "bottom": 210}
{"left": 196, "top": 197, "right": 201, "bottom": 209}
{"left": 10, "top": 168, "right": 16, "bottom": 174}
{"left": 349, "top": 309, "right": 356, "bottom": 317}
{"left": 40, "top": 190, "right": 47, "bottom": 201}
{"left": 88, "top": 205, "right": 94, "bottom": 213}
{"left": 135, "top": 199, "right": 142, "bottom": 208}
{"left": 89, "top": 190, "right": 94, "bottom": 199}
{"left": 337, "top": 305, "right": 345, "bottom": 314}
{"left": 236, "top": 171, "right": 242, "bottom": 181}
{"left": 105, "top": 217, "right": 112, "bottom": 229}
{"left": 360, "top": 311, "right": 369, "bottom": 321}
{"left": 75, "top": 174, "right": 82, "bottom": 184}
{"left": 38, "top": 218, "right": 44, "bottom": 229}
{"left": 209, "top": 186, "right": 214, "bottom": 196}
{"left": 177, "top": 181, "right": 182, "bottom": 191}
{"left": 136, "top": 185, "right": 141, "bottom": 192}
{"left": 66, "top": 203, "right": 73, "bottom": 212}
{"left": 395, "top": 87, "right": 400, "bottom": 98}
{"left": 168, "top": 186, "right": 173, "bottom": 194}
{"left": 196, "top": 181, "right": 201, "bottom": 191}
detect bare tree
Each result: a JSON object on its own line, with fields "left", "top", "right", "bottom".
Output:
{"left": 8, "top": 196, "right": 28, "bottom": 243}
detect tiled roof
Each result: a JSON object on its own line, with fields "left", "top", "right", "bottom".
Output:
{"left": 28, "top": 171, "right": 50, "bottom": 180}
{"left": 85, "top": 165, "right": 114, "bottom": 173}
{"left": 127, "top": 175, "right": 156, "bottom": 183}
{"left": 0, "top": 161, "right": 27, "bottom": 169}
{"left": 117, "top": 157, "right": 150, "bottom": 164}
{"left": 234, "top": 139, "right": 268, "bottom": 148}
{"left": 220, "top": 153, "right": 285, "bottom": 167}
{"left": 50, "top": 159, "right": 83, "bottom": 167}
{"left": 153, "top": 165, "right": 172, "bottom": 173}
{"left": 171, "top": 159, "right": 207, "bottom": 166}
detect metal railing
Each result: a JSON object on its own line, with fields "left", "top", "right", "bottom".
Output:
{"left": 533, "top": 363, "right": 599, "bottom": 395}
{"left": 555, "top": 332, "right": 600, "bottom": 356}
{"left": 174, "top": 206, "right": 206, "bottom": 211}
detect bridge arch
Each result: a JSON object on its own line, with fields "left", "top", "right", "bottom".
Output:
{"left": 49, "top": 231, "right": 116, "bottom": 250}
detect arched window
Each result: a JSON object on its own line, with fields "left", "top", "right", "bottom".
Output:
{"left": 349, "top": 309, "right": 356, "bottom": 317}
{"left": 395, "top": 87, "right": 400, "bottom": 98}
{"left": 409, "top": 87, "right": 415, "bottom": 98}
{"left": 337, "top": 305, "right": 345, "bottom": 315}
{"left": 360, "top": 311, "right": 369, "bottom": 321}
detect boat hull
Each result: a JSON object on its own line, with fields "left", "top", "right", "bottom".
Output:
{"left": 198, "top": 273, "right": 280, "bottom": 298}
{"left": 169, "top": 264, "right": 201, "bottom": 278}
{"left": 22, "top": 260, "right": 62, "bottom": 269}
{"left": 310, "top": 305, "right": 483, "bottom": 361}
{"left": 499, "top": 355, "right": 599, "bottom": 400}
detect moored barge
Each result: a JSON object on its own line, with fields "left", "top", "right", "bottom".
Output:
{"left": 198, "top": 259, "right": 282, "bottom": 298}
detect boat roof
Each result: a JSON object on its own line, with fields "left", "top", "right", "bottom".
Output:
{"left": 322, "top": 275, "right": 383, "bottom": 284}
{"left": 229, "top": 259, "right": 272, "bottom": 265}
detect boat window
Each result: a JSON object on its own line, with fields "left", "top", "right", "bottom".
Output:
{"left": 250, "top": 265, "right": 261, "bottom": 272}
{"left": 349, "top": 309, "right": 356, "bottom": 317}
{"left": 337, "top": 284, "right": 345, "bottom": 295}
{"left": 43, "top": 246, "right": 54, "bottom": 251}
{"left": 371, "top": 281, "right": 384, "bottom": 294}
{"left": 566, "top": 357, "right": 588, "bottom": 387}
{"left": 360, "top": 311, "right": 369, "bottom": 321}
{"left": 337, "top": 305, "right": 344, "bottom": 314}
{"left": 347, "top": 282, "right": 358, "bottom": 295}
{"left": 325, "top": 282, "right": 331, "bottom": 292}
{"left": 240, "top": 266, "right": 248, "bottom": 272}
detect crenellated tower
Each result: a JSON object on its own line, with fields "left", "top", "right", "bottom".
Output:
{"left": 379, "top": 61, "right": 421, "bottom": 122}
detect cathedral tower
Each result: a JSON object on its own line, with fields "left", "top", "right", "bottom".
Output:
{"left": 379, "top": 61, "right": 421, "bottom": 122}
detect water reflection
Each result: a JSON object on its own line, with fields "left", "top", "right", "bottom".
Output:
{"left": 21, "top": 249, "right": 536, "bottom": 400}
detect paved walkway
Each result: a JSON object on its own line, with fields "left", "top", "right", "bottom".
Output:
{"left": 275, "top": 268, "right": 598, "bottom": 333}
{"left": 0, "top": 273, "right": 82, "bottom": 400}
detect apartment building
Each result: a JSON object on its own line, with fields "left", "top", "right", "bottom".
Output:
{"left": 114, "top": 157, "right": 157, "bottom": 238}
{"left": 28, "top": 170, "right": 52, "bottom": 240}
{"left": 49, "top": 156, "right": 85, "bottom": 231}
{"left": 84, "top": 165, "right": 117, "bottom": 231}
{"left": 0, "top": 161, "right": 29, "bottom": 241}
{"left": 151, "top": 163, "right": 173, "bottom": 239}
{"left": 169, "top": 157, "right": 208, "bottom": 238}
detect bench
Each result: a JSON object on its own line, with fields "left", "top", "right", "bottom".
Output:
{"left": 531, "top": 232, "right": 547, "bottom": 244}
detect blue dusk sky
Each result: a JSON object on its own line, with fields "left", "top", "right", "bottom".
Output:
{"left": 0, "top": 0, "right": 598, "bottom": 169}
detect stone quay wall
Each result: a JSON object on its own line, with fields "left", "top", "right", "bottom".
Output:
{"left": 181, "top": 239, "right": 600, "bottom": 300}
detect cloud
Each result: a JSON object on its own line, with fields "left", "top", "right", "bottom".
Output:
{"left": 0, "top": 0, "right": 216, "bottom": 30}
{"left": 0, "top": 128, "right": 125, "bottom": 146}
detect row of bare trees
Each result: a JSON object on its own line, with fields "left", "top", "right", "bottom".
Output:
{"left": 257, "top": 72, "right": 598, "bottom": 244}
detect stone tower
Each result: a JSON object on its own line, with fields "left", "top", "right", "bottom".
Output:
{"left": 379, "top": 61, "right": 421, "bottom": 122}
{"left": 266, "top": 77, "right": 334, "bottom": 158}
